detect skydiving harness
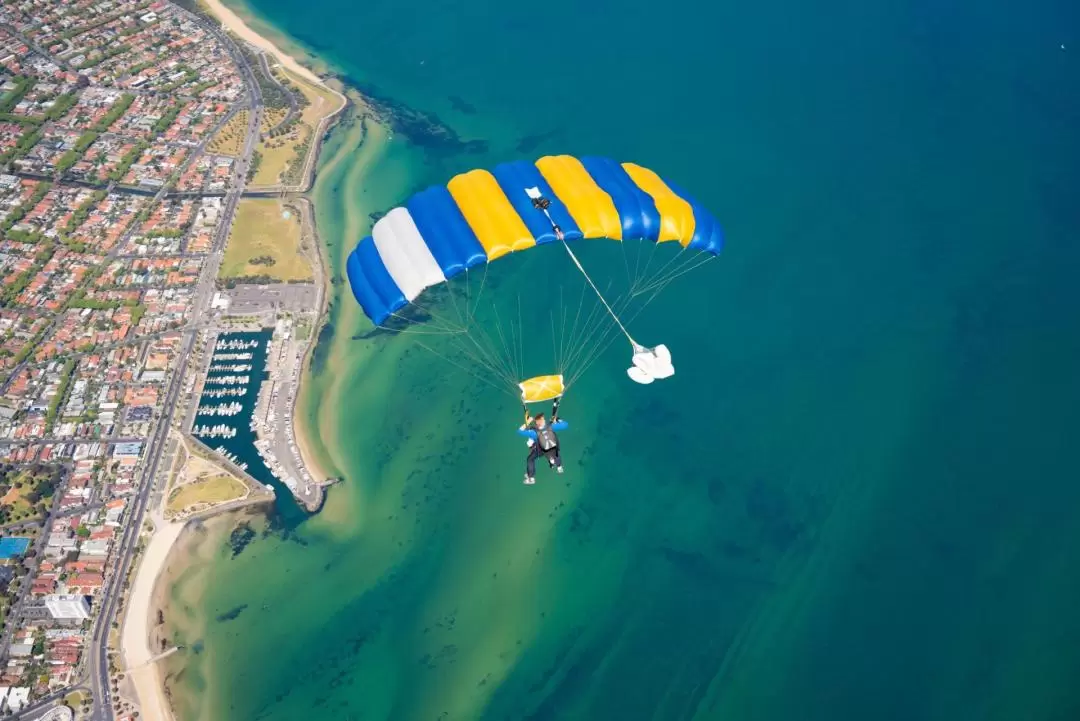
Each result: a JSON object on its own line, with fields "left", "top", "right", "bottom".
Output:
{"left": 522, "top": 396, "right": 561, "bottom": 451}
{"left": 535, "top": 424, "right": 559, "bottom": 452}
{"left": 524, "top": 187, "right": 676, "bottom": 385}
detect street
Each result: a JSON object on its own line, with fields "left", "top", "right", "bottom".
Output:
{"left": 82, "top": 9, "right": 267, "bottom": 719}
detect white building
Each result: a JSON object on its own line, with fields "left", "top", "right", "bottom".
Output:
{"left": 79, "top": 539, "right": 111, "bottom": 556}
{"left": 3, "top": 686, "right": 30, "bottom": 712}
{"left": 44, "top": 594, "right": 90, "bottom": 621}
{"left": 211, "top": 291, "right": 230, "bottom": 311}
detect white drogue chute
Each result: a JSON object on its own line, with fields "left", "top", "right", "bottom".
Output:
{"left": 627, "top": 343, "right": 675, "bottom": 384}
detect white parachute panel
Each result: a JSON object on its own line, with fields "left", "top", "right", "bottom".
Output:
{"left": 372, "top": 208, "right": 444, "bottom": 302}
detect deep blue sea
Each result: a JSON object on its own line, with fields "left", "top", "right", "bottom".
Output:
{"left": 172, "top": 0, "right": 1080, "bottom": 718}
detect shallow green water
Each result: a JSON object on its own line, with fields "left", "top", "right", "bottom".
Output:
{"left": 167, "top": 0, "right": 1080, "bottom": 719}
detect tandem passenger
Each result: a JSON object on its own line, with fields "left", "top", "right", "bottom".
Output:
{"left": 518, "top": 412, "right": 567, "bottom": 484}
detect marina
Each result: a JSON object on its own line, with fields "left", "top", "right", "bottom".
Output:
{"left": 191, "top": 424, "right": 238, "bottom": 439}
{"left": 196, "top": 402, "right": 244, "bottom": 417}
{"left": 190, "top": 330, "right": 299, "bottom": 518}
{"left": 201, "top": 387, "right": 247, "bottom": 398}
{"left": 208, "top": 363, "right": 254, "bottom": 373}
{"left": 189, "top": 324, "right": 328, "bottom": 519}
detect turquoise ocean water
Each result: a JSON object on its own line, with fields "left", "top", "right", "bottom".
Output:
{"left": 167, "top": 0, "right": 1080, "bottom": 719}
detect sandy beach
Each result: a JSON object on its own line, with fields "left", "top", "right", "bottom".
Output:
{"left": 121, "top": 514, "right": 185, "bottom": 721}
{"left": 201, "top": 0, "right": 324, "bottom": 87}
{"left": 117, "top": 0, "right": 353, "bottom": 713}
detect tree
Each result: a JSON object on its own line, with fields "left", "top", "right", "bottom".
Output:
{"left": 76, "top": 525, "right": 91, "bottom": 538}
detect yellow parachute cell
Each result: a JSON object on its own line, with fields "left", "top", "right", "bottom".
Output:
{"left": 518, "top": 374, "right": 565, "bottom": 403}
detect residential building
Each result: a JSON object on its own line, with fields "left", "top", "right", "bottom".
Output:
{"left": 43, "top": 594, "right": 90, "bottom": 621}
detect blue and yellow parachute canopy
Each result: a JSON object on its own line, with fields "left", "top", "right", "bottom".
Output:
{"left": 346, "top": 155, "right": 723, "bottom": 326}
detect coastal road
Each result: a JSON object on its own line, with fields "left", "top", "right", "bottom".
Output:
{"left": 85, "top": 23, "right": 266, "bottom": 719}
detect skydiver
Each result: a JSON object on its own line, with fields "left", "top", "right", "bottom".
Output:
{"left": 518, "top": 410, "right": 567, "bottom": 484}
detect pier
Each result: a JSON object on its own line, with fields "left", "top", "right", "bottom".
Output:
{"left": 248, "top": 316, "right": 329, "bottom": 511}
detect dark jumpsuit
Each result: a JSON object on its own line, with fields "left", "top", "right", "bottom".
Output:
{"left": 518, "top": 420, "right": 568, "bottom": 477}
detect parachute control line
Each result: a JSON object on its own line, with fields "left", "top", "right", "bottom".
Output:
{"left": 527, "top": 185, "right": 677, "bottom": 386}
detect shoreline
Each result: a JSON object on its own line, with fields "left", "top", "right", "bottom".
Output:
{"left": 121, "top": 0, "right": 356, "bottom": 716}
{"left": 121, "top": 0, "right": 377, "bottom": 714}
{"left": 201, "top": 0, "right": 323, "bottom": 88}
{"left": 120, "top": 510, "right": 184, "bottom": 721}
{"left": 292, "top": 195, "right": 338, "bottom": 492}
{"left": 200, "top": 0, "right": 346, "bottom": 494}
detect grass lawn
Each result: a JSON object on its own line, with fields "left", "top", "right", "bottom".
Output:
{"left": 251, "top": 67, "right": 344, "bottom": 187}
{"left": 0, "top": 485, "right": 20, "bottom": 506}
{"left": 0, "top": 477, "right": 39, "bottom": 522}
{"left": 207, "top": 110, "right": 248, "bottom": 157}
{"left": 288, "top": 68, "right": 344, "bottom": 127}
{"left": 167, "top": 474, "right": 246, "bottom": 513}
{"left": 252, "top": 126, "right": 308, "bottom": 186}
{"left": 294, "top": 318, "right": 312, "bottom": 340}
{"left": 260, "top": 107, "right": 287, "bottom": 133}
{"left": 219, "top": 198, "right": 313, "bottom": 282}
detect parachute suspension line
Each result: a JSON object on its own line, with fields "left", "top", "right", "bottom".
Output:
{"left": 470, "top": 262, "right": 492, "bottom": 320}
{"left": 560, "top": 239, "right": 639, "bottom": 348}
{"left": 558, "top": 275, "right": 595, "bottom": 373}
{"left": 559, "top": 279, "right": 615, "bottom": 380}
{"left": 640, "top": 244, "right": 693, "bottom": 292}
{"left": 443, "top": 263, "right": 470, "bottom": 330}
{"left": 564, "top": 291, "right": 637, "bottom": 389}
{"left": 565, "top": 285, "right": 621, "bottom": 372}
{"left": 489, "top": 303, "right": 522, "bottom": 389}
{"left": 632, "top": 235, "right": 646, "bottom": 289}
{"left": 397, "top": 264, "right": 518, "bottom": 391}
{"left": 562, "top": 284, "right": 637, "bottom": 390}
{"left": 559, "top": 276, "right": 588, "bottom": 374}
{"left": 633, "top": 238, "right": 657, "bottom": 294}
{"left": 469, "top": 310, "right": 520, "bottom": 389}
{"left": 619, "top": 239, "right": 635, "bottom": 289}
{"left": 457, "top": 326, "right": 519, "bottom": 391}
{"left": 516, "top": 295, "right": 526, "bottom": 383}
{"left": 556, "top": 286, "right": 568, "bottom": 375}
{"left": 463, "top": 267, "right": 478, "bottom": 327}
{"left": 550, "top": 312, "right": 560, "bottom": 378}
{"left": 634, "top": 254, "right": 716, "bottom": 298}
{"left": 432, "top": 322, "right": 509, "bottom": 385}
{"left": 414, "top": 338, "right": 517, "bottom": 398}
{"left": 423, "top": 262, "right": 526, "bottom": 392}
{"left": 491, "top": 304, "right": 512, "bottom": 377}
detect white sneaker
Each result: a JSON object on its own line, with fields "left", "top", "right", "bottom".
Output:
{"left": 556, "top": 466, "right": 564, "bottom": 474}
{"left": 523, "top": 475, "right": 535, "bottom": 484}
